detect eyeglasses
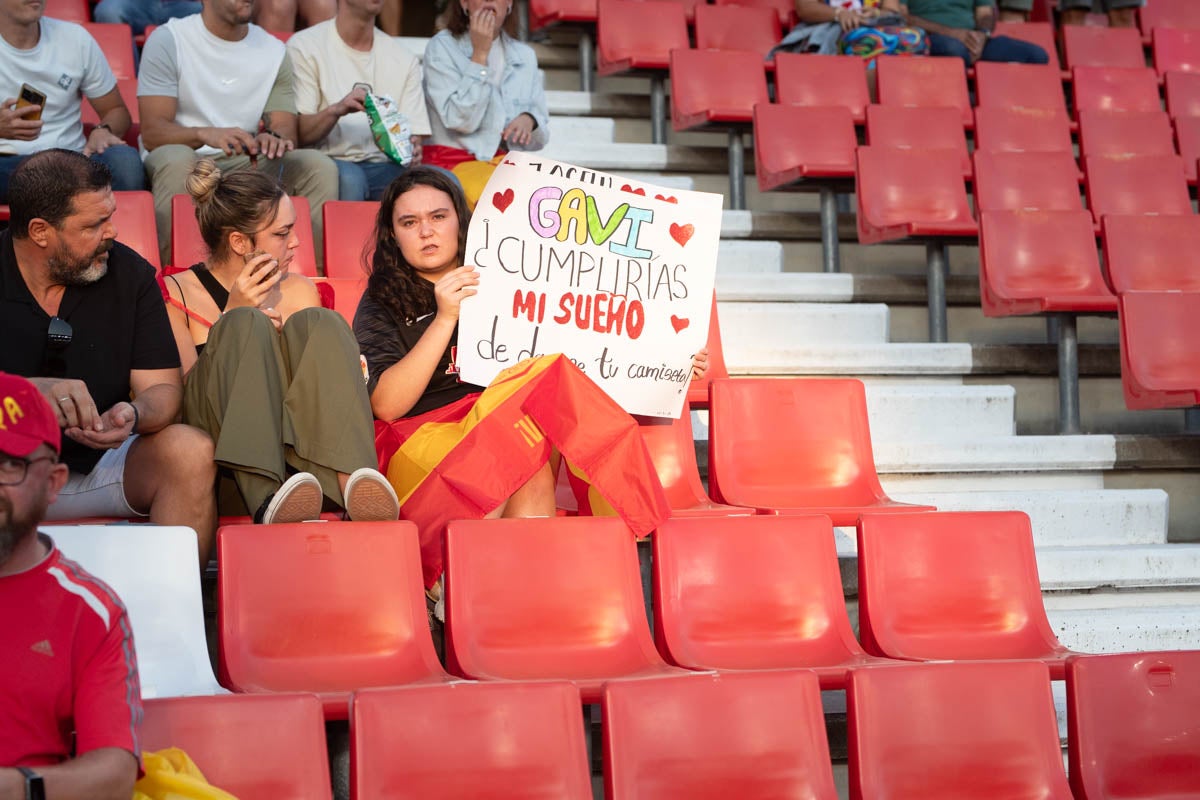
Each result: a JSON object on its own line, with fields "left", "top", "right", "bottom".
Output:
{"left": 0, "top": 455, "right": 58, "bottom": 486}
{"left": 41, "top": 316, "right": 73, "bottom": 379}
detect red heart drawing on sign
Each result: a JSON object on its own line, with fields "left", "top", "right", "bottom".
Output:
{"left": 669, "top": 223, "right": 694, "bottom": 246}
{"left": 492, "top": 188, "right": 515, "bottom": 212}
{"left": 670, "top": 315, "right": 689, "bottom": 333}
{"left": 502, "top": 159, "right": 516, "bottom": 165}
{"left": 620, "top": 184, "right": 646, "bottom": 196}
{"left": 655, "top": 194, "right": 679, "bottom": 204}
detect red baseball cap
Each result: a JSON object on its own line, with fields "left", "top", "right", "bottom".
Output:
{"left": 0, "top": 373, "right": 61, "bottom": 457}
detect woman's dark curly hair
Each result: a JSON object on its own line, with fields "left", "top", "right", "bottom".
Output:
{"left": 366, "top": 166, "right": 471, "bottom": 325}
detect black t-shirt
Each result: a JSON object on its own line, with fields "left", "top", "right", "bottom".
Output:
{"left": 0, "top": 232, "right": 181, "bottom": 473}
{"left": 353, "top": 292, "right": 482, "bottom": 419}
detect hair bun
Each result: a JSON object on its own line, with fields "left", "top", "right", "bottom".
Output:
{"left": 186, "top": 159, "right": 222, "bottom": 205}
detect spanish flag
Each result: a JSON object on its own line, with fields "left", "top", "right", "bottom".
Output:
{"left": 374, "top": 354, "right": 671, "bottom": 587}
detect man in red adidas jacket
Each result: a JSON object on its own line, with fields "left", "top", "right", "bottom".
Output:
{"left": 0, "top": 373, "right": 140, "bottom": 800}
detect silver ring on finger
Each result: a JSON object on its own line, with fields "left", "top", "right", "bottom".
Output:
{"left": 58, "top": 396, "right": 71, "bottom": 404}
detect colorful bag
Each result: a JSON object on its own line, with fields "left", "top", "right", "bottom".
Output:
{"left": 840, "top": 21, "right": 929, "bottom": 59}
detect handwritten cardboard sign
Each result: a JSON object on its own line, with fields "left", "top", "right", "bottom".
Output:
{"left": 457, "top": 152, "right": 723, "bottom": 418}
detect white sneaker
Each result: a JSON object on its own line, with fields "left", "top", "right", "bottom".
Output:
{"left": 260, "top": 472, "right": 323, "bottom": 524}
{"left": 343, "top": 467, "right": 400, "bottom": 522}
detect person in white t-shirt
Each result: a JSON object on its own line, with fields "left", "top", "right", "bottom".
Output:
{"left": 0, "top": 0, "right": 144, "bottom": 201}
{"left": 137, "top": 0, "right": 338, "bottom": 270}
{"left": 287, "top": 0, "right": 433, "bottom": 201}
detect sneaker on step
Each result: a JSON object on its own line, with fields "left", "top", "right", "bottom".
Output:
{"left": 259, "top": 472, "right": 324, "bottom": 524}
{"left": 343, "top": 467, "right": 400, "bottom": 522}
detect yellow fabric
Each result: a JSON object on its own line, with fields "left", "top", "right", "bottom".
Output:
{"left": 133, "top": 748, "right": 239, "bottom": 800}
{"left": 450, "top": 154, "right": 505, "bottom": 211}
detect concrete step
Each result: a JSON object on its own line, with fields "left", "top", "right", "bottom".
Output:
{"left": 1047, "top": 599, "right": 1200, "bottom": 653}
{"left": 874, "top": 435, "right": 1117, "bottom": 475}
{"left": 721, "top": 302, "right": 891, "bottom": 348}
{"left": 546, "top": 89, "right": 652, "bottom": 119}
{"left": 547, "top": 115, "right": 614, "bottom": 142}
{"left": 539, "top": 140, "right": 730, "bottom": 173}
{"left": 1036, "top": 545, "right": 1200, "bottom": 591}
{"left": 716, "top": 271, "right": 988, "bottom": 306}
{"left": 865, "top": 384, "right": 1016, "bottom": 441}
{"left": 715, "top": 240, "right": 785, "bottom": 274}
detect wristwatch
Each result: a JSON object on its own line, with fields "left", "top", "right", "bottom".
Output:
{"left": 15, "top": 767, "right": 44, "bottom": 800}
{"left": 94, "top": 122, "right": 113, "bottom": 133}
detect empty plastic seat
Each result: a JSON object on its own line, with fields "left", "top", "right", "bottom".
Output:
{"left": 351, "top": 682, "right": 592, "bottom": 800}
{"left": 653, "top": 515, "right": 897, "bottom": 686}
{"left": 1118, "top": 290, "right": 1200, "bottom": 408}
{"left": 639, "top": 413, "right": 750, "bottom": 517}
{"left": 530, "top": 0, "right": 596, "bottom": 30}
{"left": 775, "top": 53, "right": 870, "bottom": 124}
{"left": 707, "top": 377, "right": 935, "bottom": 525}
{"left": 630, "top": 0, "right": 703, "bottom": 24}
{"left": 1077, "top": 109, "right": 1176, "bottom": 159}
{"left": 993, "top": 20, "right": 1061, "bottom": 68}
{"left": 604, "top": 671, "right": 838, "bottom": 800}
{"left": 1066, "top": 650, "right": 1200, "bottom": 800}
{"left": 1174, "top": 114, "right": 1200, "bottom": 183}
{"left": 1104, "top": 213, "right": 1200, "bottom": 293}
{"left": 1063, "top": 23, "right": 1146, "bottom": 69}
{"left": 141, "top": 693, "right": 331, "bottom": 799}
{"left": 83, "top": 22, "right": 136, "bottom": 80}
{"left": 974, "top": 61, "right": 1069, "bottom": 111}
{"left": 218, "top": 521, "right": 451, "bottom": 719}
{"left": 876, "top": 55, "right": 972, "bottom": 127}
{"left": 321, "top": 199, "right": 377, "bottom": 279}
{"left": 1073, "top": 65, "right": 1164, "bottom": 115}
{"left": 443, "top": 517, "right": 686, "bottom": 700}
{"left": 857, "top": 510, "right": 1075, "bottom": 677}
{"left": 686, "top": 293, "right": 728, "bottom": 408}
{"left": 596, "top": 0, "right": 688, "bottom": 76}
{"left": 694, "top": 3, "right": 780, "bottom": 60}
{"left": 173, "top": 193, "right": 318, "bottom": 275}
{"left": 1140, "top": 0, "right": 1200, "bottom": 44}
{"left": 312, "top": 276, "right": 366, "bottom": 327}
{"left": 46, "top": 524, "right": 224, "bottom": 698}
{"left": 113, "top": 190, "right": 162, "bottom": 270}
{"left": 848, "top": 661, "right": 1073, "bottom": 800}
{"left": 1084, "top": 154, "right": 1193, "bottom": 222}
{"left": 1166, "top": 69, "right": 1200, "bottom": 120}
{"left": 1154, "top": 27, "right": 1200, "bottom": 77}
{"left": 713, "top": 0, "right": 794, "bottom": 29}
{"left": 973, "top": 106, "right": 1075, "bottom": 155}
{"left": 755, "top": 104, "right": 857, "bottom": 190}
{"left": 866, "top": 105, "right": 972, "bottom": 178}
{"left": 855, "top": 146, "right": 977, "bottom": 243}
{"left": 973, "top": 151, "right": 1084, "bottom": 213}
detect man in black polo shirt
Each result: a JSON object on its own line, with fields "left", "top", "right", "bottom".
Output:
{"left": 0, "top": 149, "right": 217, "bottom": 564}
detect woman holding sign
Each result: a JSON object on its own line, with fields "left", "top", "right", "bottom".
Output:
{"left": 422, "top": 0, "right": 549, "bottom": 211}
{"left": 356, "top": 167, "right": 677, "bottom": 592}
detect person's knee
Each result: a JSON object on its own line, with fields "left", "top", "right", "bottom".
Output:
{"left": 131, "top": 424, "right": 216, "bottom": 485}
{"left": 145, "top": 145, "right": 198, "bottom": 194}
{"left": 91, "top": 0, "right": 127, "bottom": 24}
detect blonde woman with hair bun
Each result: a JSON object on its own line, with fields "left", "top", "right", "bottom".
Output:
{"left": 163, "top": 159, "right": 399, "bottom": 525}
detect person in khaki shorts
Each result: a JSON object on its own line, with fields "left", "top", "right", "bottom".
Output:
{"left": 998, "top": 0, "right": 1141, "bottom": 26}
{"left": 137, "top": 0, "right": 338, "bottom": 270}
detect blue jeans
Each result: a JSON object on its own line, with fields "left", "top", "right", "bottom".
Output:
{"left": 0, "top": 144, "right": 145, "bottom": 202}
{"left": 92, "top": 0, "right": 202, "bottom": 34}
{"left": 334, "top": 159, "right": 463, "bottom": 201}
{"left": 927, "top": 32, "right": 1050, "bottom": 66}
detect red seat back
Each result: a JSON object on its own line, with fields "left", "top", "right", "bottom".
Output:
{"left": 321, "top": 199, "right": 377, "bottom": 279}
{"left": 351, "top": 682, "right": 592, "bottom": 800}
{"left": 974, "top": 61, "right": 1068, "bottom": 111}
{"left": 1118, "top": 290, "right": 1200, "bottom": 408}
{"left": 876, "top": 56, "right": 972, "bottom": 127}
{"left": 775, "top": 53, "right": 870, "bottom": 124}
{"left": 596, "top": 0, "right": 689, "bottom": 75}
{"left": 972, "top": 151, "right": 1083, "bottom": 212}
{"left": 857, "top": 510, "right": 1071, "bottom": 669}
{"left": 530, "top": 0, "right": 597, "bottom": 29}
{"left": 637, "top": 411, "right": 743, "bottom": 515}
{"left": 604, "top": 671, "right": 838, "bottom": 800}
{"left": 1104, "top": 213, "right": 1200, "bottom": 293}
{"left": 855, "top": 146, "right": 977, "bottom": 243}
{"left": 755, "top": 104, "right": 857, "bottom": 191}
{"left": 1063, "top": 24, "right": 1146, "bottom": 68}
{"left": 1154, "top": 27, "right": 1200, "bottom": 77}
{"left": 113, "top": 190, "right": 161, "bottom": 270}
{"left": 865, "top": 105, "right": 972, "bottom": 178}
{"left": 712, "top": 0, "right": 794, "bottom": 29}
{"left": 1073, "top": 65, "right": 1164, "bottom": 114}
{"left": 83, "top": 23, "right": 136, "bottom": 80}
{"left": 217, "top": 521, "right": 448, "bottom": 719}
{"left": 1084, "top": 154, "right": 1193, "bottom": 221}
{"left": 312, "top": 276, "right": 367, "bottom": 327}
{"left": 1067, "top": 650, "right": 1200, "bottom": 800}
{"left": 1077, "top": 109, "right": 1176, "bottom": 159}
{"left": 141, "top": 694, "right": 332, "bottom": 800}
{"left": 669, "top": 48, "right": 769, "bottom": 130}
{"left": 993, "top": 21, "right": 1061, "bottom": 68}
{"left": 694, "top": 3, "right": 780, "bottom": 58}
{"left": 979, "top": 209, "right": 1115, "bottom": 316}
{"left": 1166, "top": 69, "right": 1200, "bottom": 118}
{"left": 173, "top": 193, "right": 318, "bottom": 276}
{"left": 1140, "top": 0, "right": 1200, "bottom": 42}
{"left": 848, "top": 661, "right": 1072, "bottom": 800}
{"left": 973, "top": 106, "right": 1075, "bottom": 155}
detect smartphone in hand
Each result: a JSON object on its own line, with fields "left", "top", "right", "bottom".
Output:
{"left": 16, "top": 83, "right": 46, "bottom": 121}
{"left": 244, "top": 249, "right": 279, "bottom": 281}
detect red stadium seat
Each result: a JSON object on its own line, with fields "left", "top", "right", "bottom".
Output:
{"left": 973, "top": 61, "right": 1069, "bottom": 111}
{"left": 993, "top": 20, "right": 1061, "bottom": 69}
{"left": 694, "top": 3, "right": 780, "bottom": 61}
{"left": 1140, "top": 0, "right": 1200, "bottom": 44}
{"left": 312, "top": 277, "right": 366, "bottom": 327}
{"left": 876, "top": 55, "right": 972, "bottom": 127}
{"left": 973, "top": 106, "right": 1075, "bottom": 155}
{"left": 686, "top": 293, "right": 729, "bottom": 408}
{"left": 1066, "top": 650, "right": 1200, "bottom": 800}
{"left": 44, "top": 0, "right": 90, "bottom": 22}
{"left": 855, "top": 146, "right": 977, "bottom": 243}
{"left": 1174, "top": 114, "right": 1200, "bottom": 182}
{"left": 1063, "top": 23, "right": 1146, "bottom": 69}
{"left": 604, "top": 671, "right": 838, "bottom": 800}
{"left": 1072, "top": 65, "right": 1164, "bottom": 115}
{"left": 173, "top": 193, "right": 318, "bottom": 276}
{"left": 321, "top": 199, "right": 377, "bottom": 279}
{"left": 141, "top": 694, "right": 331, "bottom": 800}
{"left": 973, "top": 151, "right": 1084, "bottom": 213}
{"left": 1104, "top": 213, "right": 1200, "bottom": 293}
{"left": 707, "top": 377, "right": 935, "bottom": 525}
{"left": 217, "top": 521, "right": 451, "bottom": 720}
{"left": 775, "top": 53, "right": 870, "bottom": 124}
{"left": 83, "top": 23, "right": 136, "bottom": 81}
{"left": 1154, "top": 27, "right": 1200, "bottom": 77}
{"left": 857, "top": 510, "right": 1076, "bottom": 677}
{"left": 530, "top": 0, "right": 598, "bottom": 90}
{"left": 596, "top": 0, "right": 689, "bottom": 141}
{"left": 443, "top": 517, "right": 687, "bottom": 701}
{"left": 755, "top": 104, "right": 856, "bottom": 190}
{"left": 653, "top": 515, "right": 899, "bottom": 687}
{"left": 351, "top": 682, "right": 592, "bottom": 800}
{"left": 628, "top": 0, "right": 703, "bottom": 24}
{"left": 113, "top": 190, "right": 161, "bottom": 270}
{"left": 713, "top": 0, "right": 795, "bottom": 29}
{"left": 848, "top": 661, "right": 1073, "bottom": 800}
{"left": 80, "top": 78, "right": 139, "bottom": 148}
{"left": 1118, "top": 290, "right": 1200, "bottom": 409}
{"left": 865, "top": 105, "right": 972, "bottom": 178}
{"left": 638, "top": 412, "right": 750, "bottom": 518}
{"left": 1165, "top": 69, "right": 1200, "bottom": 118}
{"left": 1077, "top": 109, "right": 1176, "bottom": 159}
{"left": 669, "top": 48, "right": 769, "bottom": 208}
{"left": 1084, "top": 154, "right": 1193, "bottom": 223}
